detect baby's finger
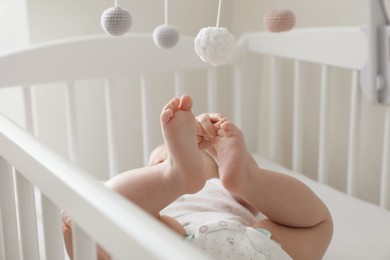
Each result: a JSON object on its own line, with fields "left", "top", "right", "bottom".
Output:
{"left": 196, "top": 121, "right": 205, "bottom": 136}
{"left": 61, "top": 211, "right": 72, "bottom": 229}
{"left": 197, "top": 113, "right": 217, "bottom": 138}
{"left": 207, "top": 112, "right": 226, "bottom": 122}
{"left": 207, "top": 113, "right": 228, "bottom": 129}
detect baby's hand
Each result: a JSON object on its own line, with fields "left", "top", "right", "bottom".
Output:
{"left": 196, "top": 113, "right": 227, "bottom": 148}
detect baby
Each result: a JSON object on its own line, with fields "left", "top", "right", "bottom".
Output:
{"left": 63, "top": 95, "right": 333, "bottom": 260}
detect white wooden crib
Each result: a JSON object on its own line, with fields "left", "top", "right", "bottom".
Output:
{"left": 1, "top": 9, "right": 390, "bottom": 260}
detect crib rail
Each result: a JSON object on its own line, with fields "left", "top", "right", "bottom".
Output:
{"left": 242, "top": 27, "right": 366, "bottom": 69}
{"left": 236, "top": 27, "right": 390, "bottom": 210}
{"left": 0, "top": 113, "right": 206, "bottom": 259}
{"left": 0, "top": 34, "right": 207, "bottom": 88}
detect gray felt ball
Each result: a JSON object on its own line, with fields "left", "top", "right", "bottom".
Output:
{"left": 153, "top": 24, "right": 180, "bottom": 49}
{"left": 101, "top": 6, "right": 132, "bottom": 36}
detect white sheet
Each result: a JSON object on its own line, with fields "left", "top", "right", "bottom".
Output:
{"left": 252, "top": 154, "right": 390, "bottom": 260}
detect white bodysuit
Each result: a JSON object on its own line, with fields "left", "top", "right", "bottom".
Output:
{"left": 160, "top": 178, "right": 292, "bottom": 260}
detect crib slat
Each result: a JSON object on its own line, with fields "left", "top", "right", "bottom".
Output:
{"left": 22, "top": 85, "right": 40, "bottom": 135}
{"left": 21, "top": 86, "right": 42, "bottom": 259}
{"left": 269, "top": 56, "right": 280, "bottom": 161}
{"left": 72, "top": 223, "right": 97, "bottom": 260}
{"left": 0, "top": 217, "right": 4, "bottom": 260}
{"left": 64, "top": 81, "right": 79, "bottom": 164}
{"left": 40, "top": 194, "right": 65, "bottom": 260}
{"left": 140, "top": 75, "right": 153, "bottom": 166}
{"left": 207, "top": 66, "right": 218, "bottom": 112}
{"left": 104, "top": 78, "right": 119, "bottom": 178}
{"left": 318, "top": 65, "right": 331, "bottom": 183}
{"left": 174, "top": 71, "right": 185, "bottom": 97}
{"left": 0, "top": 158, "right": 21, "bottom": 260}
{"left": 15, "top": 170, "right": 41, "bottom": 260}
{"left": 22, "top": 85, "right": 35, "bottom": 133}
{"left": 292, "top": 60, "right": 304, "bottom": 172}
{"left": 233, "top": 63, "right": 243, "bottom": 128}
{"left": 380, "top": 107, "right": 390, "bottom": 209}
{"left": 347, "top": 71, "right": 362, "bottom": 195}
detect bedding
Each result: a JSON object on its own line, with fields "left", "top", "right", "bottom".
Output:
{"left": 252, "top": 154, "right": 390, "bottom": 260}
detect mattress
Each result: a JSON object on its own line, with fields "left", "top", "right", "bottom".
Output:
{"left": 252, "top": 154, "right": 390, "bottom": 260}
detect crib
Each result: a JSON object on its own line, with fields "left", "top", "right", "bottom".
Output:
{"left": 1, "top": 5, "right": 390, "bottom": 260}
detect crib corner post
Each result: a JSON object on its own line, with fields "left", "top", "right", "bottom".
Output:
{"left": 360, "top": 0, "right": 390, "bottom": 105}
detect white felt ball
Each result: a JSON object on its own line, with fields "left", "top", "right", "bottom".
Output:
{"left": 194, "top": 27, "right": 235, "bottom": 66}
{"left": 263, "top": 9, "right": 296, "bottom": 33}
{"left": 153, "top": 24, "right": 180, "bottom": 49}
{"left": 101, "top": 6, "right": 132, "bottom": 36}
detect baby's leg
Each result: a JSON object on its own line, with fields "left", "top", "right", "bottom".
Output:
{"left": 209, "top": 120, "right": 333, "bottom": 260}
{"left": 63, "top": 95, "right": 205, "bottom": 259}
{"left": 160, "top": 95, "right": 206, "bottom": 194}
{"left": 105, "top": 95, "right": 205, "bottom": 216}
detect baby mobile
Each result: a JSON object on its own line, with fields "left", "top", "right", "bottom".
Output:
{"left": 194, "top": 0, "right": 235, "bottom": 66}
{"left": 100, "top": 0, "right": 296, "bottom": 65}
{"left": 101, "top": 0, "right": 132, "bottom": 36}
{"left": 263, "top": 0, "right": 296, "bottom": 33}
{"left": 153, "top": 0, "right": 180, "bottom": 49}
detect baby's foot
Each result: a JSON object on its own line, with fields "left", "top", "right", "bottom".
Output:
{"left": 161, "top": 95, "right": 206, "bottom": 194}
{"left": 211, "top": 121, "right": 258, "bottom": 193}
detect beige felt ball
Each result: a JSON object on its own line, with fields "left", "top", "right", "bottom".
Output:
{"left": 263, "top": 9, "right": 296, "bottom": 33}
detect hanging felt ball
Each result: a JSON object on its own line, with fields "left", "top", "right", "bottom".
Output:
{"left": 153, "top": 24, "right": 180, "bottom": 49}
{"left": 263, "top": 9, "right": 296, "bottom": 33}
{"left": 194, "top": 27, "right": 235, "bottom": 66}
{"left": 101, "top": 6, "right": 132, "bottom": 36}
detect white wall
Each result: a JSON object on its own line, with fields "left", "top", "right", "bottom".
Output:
{"left": 0, "top": 0, "right": 30, "bottom": 127}
{"left": 0, "top": 0, "right": 30, "bottom": 52}
{"left": 26, "top": 0, "right": 221, "bottom": 43}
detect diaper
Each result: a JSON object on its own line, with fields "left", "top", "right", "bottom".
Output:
{"left": 191, "top": 220, "right": 292, "bottom": 260}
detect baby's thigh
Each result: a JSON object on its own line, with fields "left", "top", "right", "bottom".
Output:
{"left": 158, "top": 215, "right": 186, "bottom": 237}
